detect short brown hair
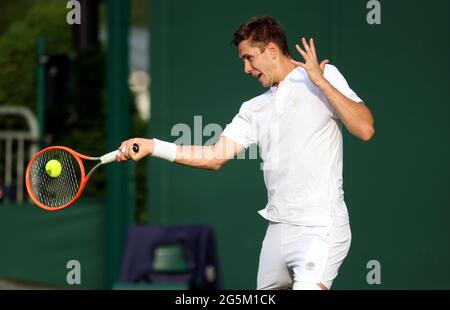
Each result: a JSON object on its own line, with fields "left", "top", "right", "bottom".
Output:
{"left": 232, "top": 16, "right": 290, "bottom": 56}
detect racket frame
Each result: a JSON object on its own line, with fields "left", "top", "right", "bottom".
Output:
{"left": 26, "top": 146, "right": 104, "bottom": 211}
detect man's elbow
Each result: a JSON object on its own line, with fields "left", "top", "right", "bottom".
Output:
{"left": 360, "top": 125, "right": 375, "bottom": 142}
{"left": 208, "top": 158, "right": 227, "bottom": 171}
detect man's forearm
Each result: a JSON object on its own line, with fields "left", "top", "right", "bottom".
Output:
{"left": 317, "top": 80, "right": 375, "bottom": 141}
{"left": 174, "top": 145, "right": 225, "bottom": 170}
{"left": 116, "top": 136, "right": 241, "bottom": 168}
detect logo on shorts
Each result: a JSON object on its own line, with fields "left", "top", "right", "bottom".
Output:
{"left": 305, "top": 262, "right": 315, "bottom": 271}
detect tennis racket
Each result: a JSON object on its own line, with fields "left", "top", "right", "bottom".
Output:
{"left": 25, "top": 144, "right": 139, "bottom": 211}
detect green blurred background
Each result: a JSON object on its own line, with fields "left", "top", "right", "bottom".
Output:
{"left": 0, "top": 0, "right": 448, "bottom": 289}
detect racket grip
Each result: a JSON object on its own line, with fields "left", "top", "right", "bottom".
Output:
{"left": 101, "top": 150, "right": 120, "bottom": 164}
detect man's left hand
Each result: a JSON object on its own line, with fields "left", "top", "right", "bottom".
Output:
{"left": 290, "top": 38, "right": 329, "bottom": 88}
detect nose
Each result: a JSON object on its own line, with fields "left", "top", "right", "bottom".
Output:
{"left": 244, "top": 61, "right": 253, "bottom": 74}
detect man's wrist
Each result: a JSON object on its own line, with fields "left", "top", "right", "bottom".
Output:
{"left": 316, "top": 78, "right": 332, "bottom": 93}
{"left": 147, "top": 139, "right": 155, "bottom": 156}
{"left": 151, "top": 138, "right": 177, "bottom": 162}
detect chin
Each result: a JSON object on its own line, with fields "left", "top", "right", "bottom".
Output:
{"left": 259, "top": 80, "right": 269, "bottom": 88}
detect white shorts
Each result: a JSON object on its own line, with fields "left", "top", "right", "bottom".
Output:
{"left": 256, "top": 221, "right": 351, "bottom": 290}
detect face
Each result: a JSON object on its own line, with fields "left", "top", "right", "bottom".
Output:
{"left": 238, "top": 39, "right": 276, "bottom": 87}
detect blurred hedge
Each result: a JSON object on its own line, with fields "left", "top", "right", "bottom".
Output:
{"left": 0, "top": 0, "right": 107, "bottom": 198}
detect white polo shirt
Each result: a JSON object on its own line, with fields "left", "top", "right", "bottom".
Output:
{"left": 222, "top": 65, "right": 362, "bottom": 226}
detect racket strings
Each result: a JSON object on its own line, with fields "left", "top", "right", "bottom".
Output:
{"left": 29, "top": 149, "right": 82, "bottom": 208}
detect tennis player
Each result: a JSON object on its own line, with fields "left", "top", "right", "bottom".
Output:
{"left": 117, "top": 16, "right": 374, "bottom": 290}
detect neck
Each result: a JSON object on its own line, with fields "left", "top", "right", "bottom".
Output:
{"left": 272, "top": 56, "right": 297, "bottom": 87}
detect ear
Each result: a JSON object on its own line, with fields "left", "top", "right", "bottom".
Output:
{"left": 267, "top": 42, "right": 279, "bottom": 59}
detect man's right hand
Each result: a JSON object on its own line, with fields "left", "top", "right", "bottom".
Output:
{"left": 116, "top": 138, "right": 154, "bottom": 162}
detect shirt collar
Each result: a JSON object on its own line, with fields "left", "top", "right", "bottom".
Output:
{"left": 270, "top": 67, "right": 301, "bottom": 93}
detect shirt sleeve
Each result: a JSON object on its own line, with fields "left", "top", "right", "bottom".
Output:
{"left": 323, "top": 64, "right": 364, "bottom": 119}
{"left": 324, "top": 65, "right": 363, "bottom": 102}
{"left": 221, "top": 101, "right": 257, "bottom": 149}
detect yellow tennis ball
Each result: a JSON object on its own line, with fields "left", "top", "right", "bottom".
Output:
{"left": 45, "top": 159, "right": 62, "bottom": 178}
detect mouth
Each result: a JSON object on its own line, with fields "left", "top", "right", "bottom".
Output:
{"left": 256, "top": 73, "right": 263, "bottom": 82}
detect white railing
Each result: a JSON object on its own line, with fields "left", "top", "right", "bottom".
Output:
{"left": 0, "top": 106, "right": 39, "bottom": 203}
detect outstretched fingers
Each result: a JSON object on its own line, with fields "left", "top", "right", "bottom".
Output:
{"left": 295, "top": 43, "right": 311, "bottom": 63}
{"left": 291, "top": 37, "right": 329, "bottom": 86}
{"left": 301, "top": 37, "right": 315, "bottom": 61}
{"left": 309, "top": 38, "right": 318, "bottom": 62}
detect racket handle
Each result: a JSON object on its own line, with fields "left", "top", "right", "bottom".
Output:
{"left": 132, "top": 143, "right": 139, "bottom": 154}
{"left": 101, "top": 150, "right": 120, "bottom": 164}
